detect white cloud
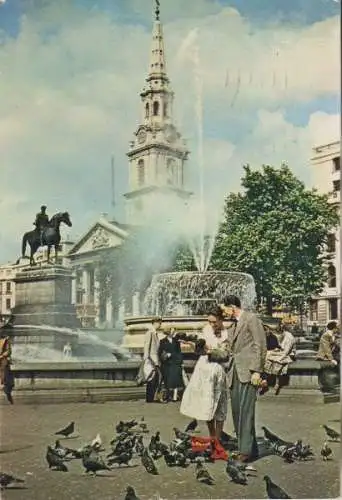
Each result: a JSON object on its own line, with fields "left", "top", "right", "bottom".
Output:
{"left": 0, "top": 1, "right": 340, "bottom": 262}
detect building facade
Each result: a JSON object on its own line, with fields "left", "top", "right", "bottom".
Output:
{"left": 309, "top": 140, "right": 341, "bottom": 325}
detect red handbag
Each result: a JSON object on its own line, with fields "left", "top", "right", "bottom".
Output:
{"left": 190, "top": 436, "right": 228, "bottom": 461}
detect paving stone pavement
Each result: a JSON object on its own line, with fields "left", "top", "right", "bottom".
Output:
{"left": 0, "top": 396, "right": 340, "bottom": 499}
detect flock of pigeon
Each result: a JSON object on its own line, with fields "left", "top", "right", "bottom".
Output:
{"left": 0, "top": 418, "right": 340, "bottom": 498}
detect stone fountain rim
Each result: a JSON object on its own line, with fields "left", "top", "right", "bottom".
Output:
{"left": 149, "top": 270, "right": 255, "bottom": 279}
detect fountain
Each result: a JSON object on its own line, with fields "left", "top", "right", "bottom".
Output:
{"left": 122, "top": 270, "right": 257, "bottom": 354}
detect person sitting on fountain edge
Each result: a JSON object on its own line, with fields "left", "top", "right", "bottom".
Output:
{"left": 34, "top": 205, "right": 49, "bottom": 246}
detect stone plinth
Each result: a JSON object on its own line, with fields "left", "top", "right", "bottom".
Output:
{"left": 12, "top": 265, "right": 80, "bottom": 329}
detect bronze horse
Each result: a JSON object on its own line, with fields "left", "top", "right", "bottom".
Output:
{"left": 18, "top": 212, "right": 72, "bottom": 266}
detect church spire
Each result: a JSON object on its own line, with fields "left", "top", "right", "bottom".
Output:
{"left": 147, "top": 0, "right": 168, "bottom": 82}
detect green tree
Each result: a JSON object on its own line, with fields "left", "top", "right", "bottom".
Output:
{"left": 170, "top": 242, "right": 197, "bottom": 272}
{"left": 211, "top": 164, "right": 339, "bottom": 315}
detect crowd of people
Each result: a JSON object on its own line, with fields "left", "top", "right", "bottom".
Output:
{"left": 142, "top": 296, "right": 340, "bottom": 463}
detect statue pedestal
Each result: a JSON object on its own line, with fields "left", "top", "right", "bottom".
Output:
{"left": 13, "top": 265, "right": 80, "bottom": 329}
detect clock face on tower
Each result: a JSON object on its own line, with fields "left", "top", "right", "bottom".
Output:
{"left": 165, "top": 125, "right": 177, "bottom": 143}
{"left": 137, "top": 129, "right": 147, "bottom": 144}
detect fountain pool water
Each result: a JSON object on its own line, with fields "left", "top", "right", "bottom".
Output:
{"left": 10, "top": 324, "right": 136, "bottom": 363}
{"left": 122, "top": 270, "right": 257, "bottom": 354}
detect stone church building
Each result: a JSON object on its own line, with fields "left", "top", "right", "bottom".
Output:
{"left": 66, "top": 6, "right": 192, "bottom": 327}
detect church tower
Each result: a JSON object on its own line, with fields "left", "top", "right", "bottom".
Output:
{"left": 124, "top": 0, "right": 191, "bottom": 225}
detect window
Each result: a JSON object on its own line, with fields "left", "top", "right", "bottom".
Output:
{"left": 333, "top": 156, "right": 340, "bottom": 171}
{"left": 326, "top": 234, "right": 336, "bottom": 253}
{"left": 137, "top": 159, "right": 145, "bottom": 186}
{"left": 327, "top": 264, "right": 336, "bottom": 288}
{"left": 6, "top": 298, "right": 11, "bottom": 310}
{"left": 333, "top": 179, "right": 340, "bottom": 192}
{"left": 329, "top": 298, "right": 338, "bottom": 320}
{"left": 166, "top": 158, "right": 176, "bottom": 185}
{"left": 145, "top": 103, "right": 149, "bottom": 118}
{"left": 163, "top": 102, "right": 168, "bottom": 118}
{"left": 6, "top": 282, "right": 11, "bottom": 294}
{"left": 153, "top": 101, "right": 159, "bottom": 116}
{"left": 309, "top": 300, "right": 318, "bottom": 322}
{"left": 89, "top": 268, "right": 95, "bottom": 304}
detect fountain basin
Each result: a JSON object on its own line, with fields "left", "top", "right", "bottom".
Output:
{"left": 123, "top": 270, "right": 256, "bottom": 354}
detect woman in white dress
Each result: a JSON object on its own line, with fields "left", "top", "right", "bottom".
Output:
{"left": 180, "top": 309, "right": 230, "bottom": 439}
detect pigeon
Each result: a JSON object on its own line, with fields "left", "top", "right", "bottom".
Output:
{"left": 195, "top": 462, "right": 214, "bottom": 485}
{"left": 46, "top": 446, "right": 68, "bottom": 471}
{"left": 294, "top": 441, "right": 314, "bottom": 461}
{"left": 264, "top": 475, "right": 291, "bottom": 499}
{"left": 321, "top": 442, "right": 332, "bottom": 461}
{"left": 54, "top": 421, "right": 75, "bottom": 438}
{"left": 280, "top": 446, "right": 296, "bottom": 463}
{"left": 82, "top": 448, "right": 111, "bottom": 475}
{"left": 322, "top": 425, "right": 340, "bottom": 441}
{"left": 184, "top": 419, "right": 198, "bottom": 433}
{"left": 173, "top": 427, "right": 191, "bottom": 441}
{"left": 135, "top": 435, "right": 145, "bottom": 456}
{"left": 138, "top": 417, "right": 148, "bottom": 433}
{"left": 91, "top": 434, "right": 103, "bottom": 451}
{"left": 0, "top": 472, "right": 25, "bottom": 490}
{"left": 261, "top": 426, "right": 291, "bottom": 447}
{"left": 141, "top": 448, "right": 159, "bottom": 475}
{"left": 226, "top": 457, "right": 248, "bottom": 485}
{"left": 108, "top": 450, "right": 133, "bottom": 467}
{"left": 125, "top": 485, "right": 140, "bottom": 500}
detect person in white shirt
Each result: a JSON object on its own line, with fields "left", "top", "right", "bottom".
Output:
{"left": 181, "top": 308, "right": 229, "bottom": 439}
{"left": 264, "top": 323, "right": 296, "bottom": 394}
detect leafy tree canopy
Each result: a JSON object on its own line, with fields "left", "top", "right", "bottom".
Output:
{"left": 210, "top": 164, "right": 339, "bottom": 311}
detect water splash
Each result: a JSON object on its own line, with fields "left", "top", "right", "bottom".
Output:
{"left": 143, "top": 271, "right": 256, "bottom": 316}
{"left": 11, "top": 324, "right": 136, "bottom": 362}
{"left": 175, "top": 28, "right": 217, "bottom": 272}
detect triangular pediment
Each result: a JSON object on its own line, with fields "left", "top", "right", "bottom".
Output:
{"left": 68, "top": 219, "right": 129, "bottom": 256}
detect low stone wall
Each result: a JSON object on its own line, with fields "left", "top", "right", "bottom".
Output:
{"left": 2, "top": 358, "right": 338, "bottom": 405}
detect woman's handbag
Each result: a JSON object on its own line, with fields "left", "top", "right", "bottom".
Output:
{"left": 136, "top": 333, "right": 156, "bottom": 386}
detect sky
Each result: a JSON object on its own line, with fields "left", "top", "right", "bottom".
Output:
{"left": 0, "top": 0, "right": 340, "bottom": 263}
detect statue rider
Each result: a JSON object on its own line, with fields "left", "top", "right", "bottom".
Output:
{"left": 34, "top": 205, "right": 49, "bottom": 246}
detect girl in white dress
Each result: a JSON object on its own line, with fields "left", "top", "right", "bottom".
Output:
{"left": 180, "top": 309, "right": 230, "bottom": 439}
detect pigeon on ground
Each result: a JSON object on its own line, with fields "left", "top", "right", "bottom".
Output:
{"left": 184, "top": 419, "right": 198, "bottom": 433}
{"left": 141, "top": 448, "right": 159, "bottom": 475}
{"left": 125, "top": 485, "right": 140, "bottom": 500}
{"left": 82, "top": 448, "right": 111, "bottom": 475}
{"left": 134, "top": 435, "right": 145, "bottom": 456}
{"left": 226, "top": 457, "right": 248, "bottom": 485}
{"left": 261, "top": 426, "right": 292, "bottom": 447}
{"left": 91, "top": 434, "right": 104, "bottom": 451}
{"left": 294, "top": 441, "right": 314, "bottom": 461}
{"left": 53, "top": 440, "right": 78, "bottom": 460}
{"left": 54, "top": 421, "right": 75, "bottom": 438}
{"left": 0, "top": 472, "right": 25, "bottom": 490}
{"left": 321, "top": 442, "right": 332, "bottom": 461}
{"left": 264, "top": 475, "right": 291, "bottom": 499}
{"left": 138, "top": 417, "right": 148, "bottom": 433}
{"left": 322, "top": 425, "right": 340, "bottom": 441}
{"left": 108, "top": 450, "right": 133, "bottom": 467}
{"left": 173, "top": 427, "right": 191, "bottom": 442}
{"left": 46, "top": 446, "right": 68, "bottom": 471}
{"left": 195, "top": 462, "right": 214, "bottom": 485}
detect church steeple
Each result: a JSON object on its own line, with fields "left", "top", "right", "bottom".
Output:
{"left": 124, "top": 0, "right": 191, "bottom": 226}
{"left": 148, "top": 1, "right": 167, "bottom": 81}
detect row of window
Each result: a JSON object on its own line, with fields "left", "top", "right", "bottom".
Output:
{"left": 136, "top": 158, "right": 179, "bottom": 187}
{"left": 310, "top": 298, "right": 338, "bottom": 321}
{"left": 145, "top": 101, "right": 167, "bottom": 118}
{"left": 333, "top": 156, "right": 340, "bottom": 172}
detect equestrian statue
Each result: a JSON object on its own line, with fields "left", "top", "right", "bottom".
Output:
{"left": 17, "top": 205, "right": 72, "bottom": 266}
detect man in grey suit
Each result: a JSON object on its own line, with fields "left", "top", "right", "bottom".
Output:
{"left": 221, "top": 295, "right": 267, "bottom": 462}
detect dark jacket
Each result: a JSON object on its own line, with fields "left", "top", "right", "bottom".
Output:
{"left": 158, "top": 336, "right": 183, "bottom": 390}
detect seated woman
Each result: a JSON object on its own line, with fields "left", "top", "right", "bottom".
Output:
{"left": 263, "top": 323, "right": 296, "bottom": 395}
{"left": 180, "top": 308, "right": 230, "bottom": 439}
